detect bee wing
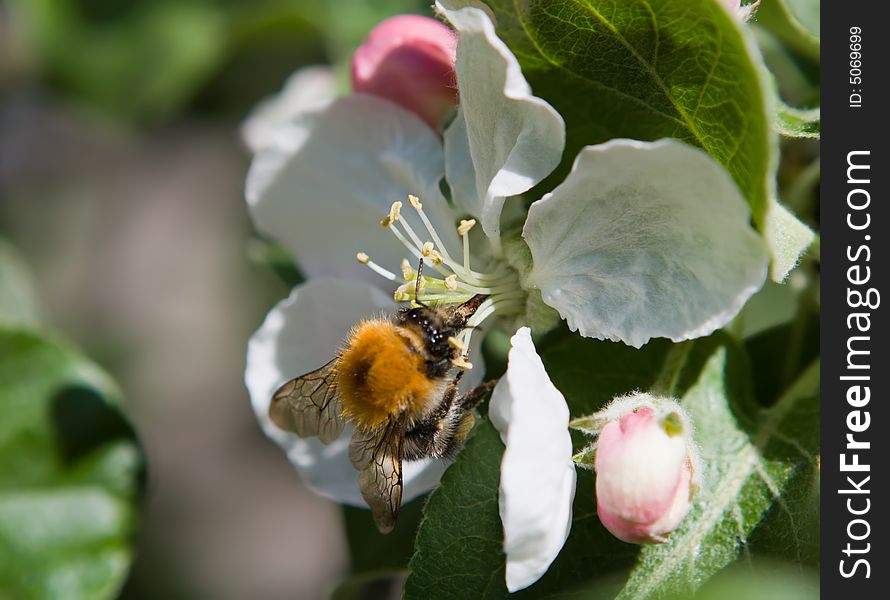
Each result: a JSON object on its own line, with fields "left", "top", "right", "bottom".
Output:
{"left": 349, "top": 417, "right": 405, "bottom": 533}
{"left": 269, "top": 359, "right": 345, "bottom": 444}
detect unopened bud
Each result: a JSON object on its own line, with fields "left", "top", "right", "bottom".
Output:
{"left": 578, "top": 393, "right": 700, "bottom": 544}
{"left": 351, "top": 15, "right": 458, "bottom": 130}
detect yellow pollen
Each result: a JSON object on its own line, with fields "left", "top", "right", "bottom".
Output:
{"left": 452, "top": 356, "right": 473, "bottom": 370}
{"left": 408, "top": 194, "right": 422, "bottom": 210}
{"left": 356, "top": 252, "right": 370, "bottom": 264}
{"left": 458, "top": 219, "right": 476, "bottom": 236}
{"left": 448, "top": 336, "right": 465, "bottom": 351}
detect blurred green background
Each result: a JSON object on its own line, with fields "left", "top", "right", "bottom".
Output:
{"left": 1, "top": 1, "right": 427, "bottom": 598}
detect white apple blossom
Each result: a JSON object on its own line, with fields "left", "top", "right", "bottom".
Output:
{"left": 243, "top": 0, "right": 769, "bottom": 591}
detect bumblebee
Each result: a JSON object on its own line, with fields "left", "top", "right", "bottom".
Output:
{"left": 269, "top": 281, "right": 492, "bottom": 533}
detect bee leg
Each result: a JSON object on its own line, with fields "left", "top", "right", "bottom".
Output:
{"left": 402, "top": 380, "right": 462, "bottom": 461}
{"left": 457, "top": 379, "right": 498, "bottom": 410}
{"left": 403, "top": 379, "right": 497, "bottom": 461}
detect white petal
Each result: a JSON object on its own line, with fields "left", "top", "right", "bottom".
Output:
{"left": 245, "top": 277, "right": 446, "bottom": 506}
{"left": 489, "top": 327, "right": 575, "bottom": 592}
{"left": 241, "top": 66, "right": 337, "bottom": 153}
{"left": 523, "top": 139, "right": 770, "bottom": 348}
{"left": 245, "top": 94, "right": 460, "bottom": 283}
{"left": 442, "top": 107, "right": 476, "bottom": 214}
{"left": 437, "top": 1, "right": 565, "bottom": 250}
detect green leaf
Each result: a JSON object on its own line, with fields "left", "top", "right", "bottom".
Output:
{"left": 674, "top": 558, "right": 818, "bottom": 600}
{"left": 0, "top": 239, "right": 41, "bottom": 327}
{"left": 731, "top": 281, "right": 800, "bottom": 339}
{"left": 756, "top": 0, "right": 819, "bottom": 63}
{"left": 486, "top": 0, "right": 775, "bottom": 226}
{"left": 615, "top": 341, "right": 819, "bottom": 599}
{"left": 775, "top": 103, "right": 819, "bottom": 139}
{"left": 405, "top": 420, "right": 506, "bottom": 599}
{"left": 747, "top": 362, "right": 819, "bottom": 566}
{"left": 0, "top": 327, "right": 144, "bottom": 600}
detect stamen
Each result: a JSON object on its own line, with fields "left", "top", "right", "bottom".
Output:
{"left": 458, "top": 219, "right": 476, "bottom": 273}
{"left": 409, "top": 194, "right": 451, "bottom": 262}
{"left": 389, "top": 201, "right": 402, "bottom": 222}
{"left": 457, "top": 219, "right": 476, "bottom": 236}
{"left": 418, "top": 241, "right": 444, "bottom": 265}
{"left": 363, "top": 195, "right": 526, "bottom": 339}
{"left": 356, "top": 252, "right": 399, "bottom": 281}
{"left": 394, "top": 213, "right": 427, "bottom": 255}
{"left": 398, "top": 194, "right": 497, "bottom": 287}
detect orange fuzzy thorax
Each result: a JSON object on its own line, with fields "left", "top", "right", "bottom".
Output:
{"left": 337, "top": 319, "right": 437, "bottom": 430}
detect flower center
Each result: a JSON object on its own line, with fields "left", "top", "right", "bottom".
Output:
{"left": 357, "top": 194, "right": 525, "bottom": 364}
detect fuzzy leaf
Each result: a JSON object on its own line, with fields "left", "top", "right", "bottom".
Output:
{"left": 486, "top": 0, "right": 775, "bottom": 226}
{"left": 764, "top": 199, "right": 816, "bottom": 282}
{"left": 775, "top": 103, "right": 820, "bottom": 139}
{"left": 0, "top": 327, "right": 144, "bottom": 599}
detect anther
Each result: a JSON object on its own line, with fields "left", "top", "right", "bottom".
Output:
{"left": 448, "top": 336, "right": 465, "bottom": 351}
{"left": 400, "top": 258, "right": 413, "bottom": 280}
{"left": 458, "top": 219, "right": 476, "bottom": 236}
{"left": 357, "top": 253, "right": 399, "bottom": 282}
{"left": 452, "top": 355, "right": 473, "bottom": 370}
{"left": 389, "top": 201, "right": 402, "bottom": 222}
{"left": 444, "top": 274, "right": 458, "bottom": 290}
{"left": 427, "top": 249, "right": 444, "bottom": 265}
{"left": 408, "top": 194, "right": 422, "bottom": 210}
{"left": 421, "top": 241, "right": 435, "bottom": 257}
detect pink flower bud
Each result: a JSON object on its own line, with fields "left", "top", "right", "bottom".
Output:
{"left": 350, "top": 15, "right": 458, "bottom": 130}
{"left": 591, "top": 395, "right": 699, "bottom": 544}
